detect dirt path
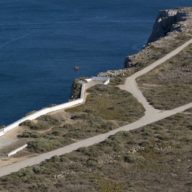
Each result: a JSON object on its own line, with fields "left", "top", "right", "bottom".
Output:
{"left": 0, "top": 39, "right": 192, "bottom": 177}
{"left": 119, "top": 38, "right": 192, "bottom": 115}
{"left": 0, "top": 102, "right": 191, "bottom": 177}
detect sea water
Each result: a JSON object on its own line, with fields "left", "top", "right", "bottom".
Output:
{"left": 0, "top": 0, "right": 191, "bottom": 125}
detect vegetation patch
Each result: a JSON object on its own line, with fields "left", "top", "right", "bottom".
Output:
{"left": 18, "top": 84, "right": 144, "bottom": 153}
{"left": 0, "top": 110, "right": 191, "bottom": 192}
{"left": 137, "top": 44, "right": 192, "bottom": 109}
{"left": 20, "top": 120, "right": 48, "bottom": 131}
{"left": 68, "top": 84, "right": 144, "bottom": 122}
{"left": 13, "top": 32, "right": 192, "bottom": 154}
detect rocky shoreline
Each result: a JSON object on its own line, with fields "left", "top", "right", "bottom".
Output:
{"left": 71, "top": 7, "right": 192, "bottom": 100}
{"left": 71, "top": 8, "right": 192, "bottom": 99}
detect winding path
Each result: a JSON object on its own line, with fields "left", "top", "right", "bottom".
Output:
{"left": 119, "top": 38, "right": 192, "bottom": 114}
{"left": 0, "top": 39, "right": 192, "bottom": 177}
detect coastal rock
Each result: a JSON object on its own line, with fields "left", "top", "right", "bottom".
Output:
{"left": 124, "top": 8, "right": 192, "bottom": 68}
{"left": 70, "top": 78, "right": 86, "bottom": 100}
{"left": 70, "top": 8, "right": 192, "bottom": 96}
{"left": 124, "top": 56, "right": 137, "bottom": 68}
{"left": 98, "top": 69, "right": 129, "bottom": 77}
{"left": 148, "top": 8, "right": 192, "bottom": 43}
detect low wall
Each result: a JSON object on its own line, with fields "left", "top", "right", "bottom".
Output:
{"left": 2, "top": 98, "right": 84, "bottom": 134}
{"left": 104, "top": 79, "right": 110, "bottom": 85}
{"left": 7, "top": 144, "right": 28, "bottom": 157}
{"left": 0, "top": 132, "right": 4, "bottom": 137}
{"left": 92, "top": 77, "right": 110, "bottom": 82}
{"left": 0, "top": 77, "right": 110, "bottom": 137}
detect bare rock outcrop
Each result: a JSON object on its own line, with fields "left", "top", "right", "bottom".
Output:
{"left": 124, "top": 7, "right": 192, "bottom": 68}
{"left": 70, "top": 8, "right": 192, "bottom": 92}
{"left": 147, "top": 9, "right": 186, "bottom": 43}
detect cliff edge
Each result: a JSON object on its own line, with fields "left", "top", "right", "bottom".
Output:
{"left": 73, "top": 8, "right": 192, "bottom": 95}
{"left": 124, "top": 7, "right": 192, "bottom": 68}
{"left": 148, "top": 8, "right": 192, "bottom": 43}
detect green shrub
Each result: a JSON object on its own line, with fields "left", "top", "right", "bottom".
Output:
{"left": 20, "top": 120, "right": 48, "bottom": 130}
{"left": 18, "top": 131, "right": 41, "bottom": 138}
{"left": 28, "top": 138, "right": 61, "bottom": 153}
{"left": 38, "top": 115, "right": 60, "bottom": 126}
{"left": 123, "top": 154, "right": 145, "bottom": 163}
{"left": 86, "top": 158, "right": 98, "bottom": 167}
{"left": 97, "top": 179, "right": 124, "bottom": 192}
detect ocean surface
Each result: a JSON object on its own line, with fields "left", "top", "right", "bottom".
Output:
{"left": 0, "top": 0, "right": 192, "bottom": 125}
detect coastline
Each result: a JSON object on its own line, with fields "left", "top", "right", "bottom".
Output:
{"left": 1, "top": 7, "right": 192, "bottom": 133}
{"left": 0, "top": 7, "right": 191, "bottom": 185}
{"left": 0, "top": 77, "right": 110, "bottom": 137}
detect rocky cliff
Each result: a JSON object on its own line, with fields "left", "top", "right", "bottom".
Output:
{"left": 124, "top": 7, "right": 192, "bottom": 68}
{"left": 148, "top": 8, "right": 192, "bottom": 43}
{"left": 73, "top": 8, "right": 192, "bottom": 90}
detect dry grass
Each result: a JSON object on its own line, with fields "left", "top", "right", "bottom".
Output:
{"left": 68, "top": 84, "right": 144, "bottom": 122}
{"left": 18, "top": 84, "right": 144, "bottom": 153}
{"left": 111, "top": 33, "right": 192, "bottom": 86}
{"left": 137, "top": 44, "right": 192, "bottom": 110}
{"left": 0, "top": 109, "right": 191, "bottom": 192}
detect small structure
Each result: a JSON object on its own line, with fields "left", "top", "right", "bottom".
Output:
{"left": 74, "top": 66, "right": 80, "bottom": 71}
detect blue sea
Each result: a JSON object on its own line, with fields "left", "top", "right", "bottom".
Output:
{"left": 0, "top": 0, "right": 191, "bottom": 125}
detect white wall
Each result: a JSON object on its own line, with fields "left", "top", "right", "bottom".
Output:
{"left": 7, "top": 144, "right": 28, "bottom": 157}
{"left": 0, "top": 77, "right": 110, "bottom": 137}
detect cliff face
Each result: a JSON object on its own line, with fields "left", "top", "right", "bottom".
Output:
{"left": 72, "top": 8, "right": 192, "bottom": 83}
{"left": 124, "top": 7, "right": 192, "bottom": 68}
{"left": 148, "top": 9, "right": 187, "bottom": 43}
